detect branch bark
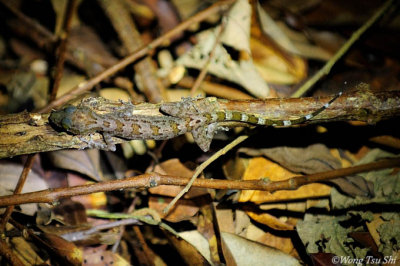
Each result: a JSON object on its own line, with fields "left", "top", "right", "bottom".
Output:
{"left": 0, "top": 89, "right": 399, "bottom": 159}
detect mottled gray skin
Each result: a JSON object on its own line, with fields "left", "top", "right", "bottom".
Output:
{"left": 50, "top": 93, "right": 341, "bottom": 152}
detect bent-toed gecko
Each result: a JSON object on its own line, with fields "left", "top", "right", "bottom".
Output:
{"left": 49, "top": 92, "right": 341, "bottom": 152}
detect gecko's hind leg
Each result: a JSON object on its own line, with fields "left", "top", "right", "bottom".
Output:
{"left": 191, "top": 123, "right": 223, "bottom": 152}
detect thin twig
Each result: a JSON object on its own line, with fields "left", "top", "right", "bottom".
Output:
{"left": 0, "top": 157, "right": 398, "bottom": 208}
{"left": 0, "top": 154, "right": 36, "bottom": 231}
{"left": 38, "top": 0, "right": 235, "bottom": 113}
{"left": 291, "top": 0, "right": 395, "bottom": 97}
{"left": 61, "top": 218, "right": 141, "bottom": 243}
{"left": 50, "top": 0, "right": 77, "bottom": 101}
{"left": 190, "top": 18, "right": 227, "bottom": 96}
{"left": 163, "top": 135, "right": 249, "bottom": 214}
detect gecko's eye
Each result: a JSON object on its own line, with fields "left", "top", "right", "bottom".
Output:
{"left": 61, "top": 117, "right": 72, "bottom": 130}
{"left": 63, "top": 105, "right": 76, "bottom": 114}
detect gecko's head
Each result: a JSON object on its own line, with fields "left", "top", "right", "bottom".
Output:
{"left": 49, "top": 105, "right": 80, "bottom": 134}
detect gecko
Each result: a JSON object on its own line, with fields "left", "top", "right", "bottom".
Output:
{"left": 49, "top": 92, "right": 342, "bottom": 152}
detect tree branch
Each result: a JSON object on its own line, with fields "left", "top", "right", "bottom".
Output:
{"left": 0, "top": 157, "right": 398, "bottom": 208}
{"left": 0, "top": 89, "right": 399, "bottom": 159}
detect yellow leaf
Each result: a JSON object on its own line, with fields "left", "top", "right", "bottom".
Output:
{"left": 246, "top": 210, "right": 295, "bottom": 230}
{"left": 239, "top": 157, "right": 331, "bottom": 204}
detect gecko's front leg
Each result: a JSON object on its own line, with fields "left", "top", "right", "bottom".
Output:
{"left": 77, "top": 133, "right": 116, "bottom": 151}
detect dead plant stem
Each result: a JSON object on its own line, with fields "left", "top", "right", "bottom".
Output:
{"left": 0, "top": 157, "right": 398, "bottom": 208}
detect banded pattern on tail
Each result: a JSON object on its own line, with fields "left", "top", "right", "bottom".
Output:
{"left": 213, "top": 92, "right": 342, "bottom": 126}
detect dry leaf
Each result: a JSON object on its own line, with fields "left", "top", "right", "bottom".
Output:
{"left": 83, "top": 248, "right": 130, "bottom": 266}
{"left": 239, "top": 157, "right": 331, "bottom": 204}
{"left": 220, "top": 0, "right": 251, "bottom": 53}
{"left": 239, "top": 144, "right": 342, "bottom": 174}
{"left": 239, "top": 145, "right": 375, "bottom": 198}
{"left": 234, "top": 209, "right": 251, "bottom": 236}
{"left": 221, "top": 232, "right": 300, "bottom": 266}
{"left": 251, "top": 37, "right": 307, "bottom": 84}
{"left": 148, "top": 196, "right": 199, "bottom": 223}
{"left": 68, "top": 173, "right": 107, "bottom": 209}
{"left": 48, "top": 149, "right": 103, "bottom": 181}
{"left": 165, "top": 230, "right": 210, "bottom": 265}
{"left": 178, "top": 230, "right": 213, "bottom": 265}
{"left": 222, "top": 155, "right": 248, "bottom": 180}
{"left": 331, "top": 149, "right": 400, "bottom": 209}
{"left": 198, "top": 204, "right": 221, "bottom": 264}
{"left": 7, "top": 224, "right": 46, "bottom": 265}
{"left": 0, "top": 162, "right": 48, "bottom": 215}
{"left": 148, "top": 158, "right": 208, "bottom": 198}
{"left": 177, "top": 0, "right": 271, "bottom": 98}
{"left": 245, "top": 210, "right": 295, "bottom": 230}
{"left": 214, "top": 205, "right": 235, "bottom": 233}
{"left": 246, "top": 223, "right": 298, "bottom": 257}
{"left": 41, "top": 233, "right": 83, "bottom": 265}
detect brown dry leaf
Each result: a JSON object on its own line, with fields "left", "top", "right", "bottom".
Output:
{"left": 369, "top": 135, "right": 400, "bottom": 149}
{"left": 234, "top": 209, "right": 251, "bottom": 236}
{"left": 222, "top": 155, "right": 248, "bottom": 180}
{"left": 148, "top": 196, "right": 199, "bottom": 223}
{"left": 220, "top": 0, "right": 251, "bottom": 53}
{"left": 246, "top": 223, "right": 299, "bottom": 258}
{"left": 310, "top": 253, "right": 338, "bottom": 266}
{"left": 7, "top": 224, "right": 46, "bottom": 265}
{"left": 165, "top": 230, "right": 211, "bottom": 265}
{"left": 0, "top": 162, "right": 48, "bottom": 215}
{"left": 258, "top": 11, "right": 334, "bottom": 61}
{"left": 245, "top": 210, "right": 295, "bottom": 231}
{"left": 178, "top": 230, "right": 213, "bottom": 265}
{"left": 48, "top": 149, "right": 103, "bottom": 181}
{"left": 148, "top": 158, "right": 208, "bottom": 198}
{"left": 239, "top": 146, "right": 374, "bottom": 198}
{"left": 52, "top": 199, "right": 87, "bottom": 226}
{"left": 221, "top": 232, "right": 300, "bottom": 266}
{"left": 251, "top": 3, "right": 308, "bottom": 85}
{"left": 239, "top": 144, "right": 342, "bottom": 174}
{"left": 68, "top": 173, "right": 107, "bottom": 209}
{"left": 198, "top": 204, "right": 221, "bottom": 264}
{"left": 176, "top": 0, "right": 271, "bottom": 98}
{"left": 214, "top": 205, "right": 235, "bottom": 233}
{"left": 239, "top": 157, "right": 331, "bottom": 204}
{"left": 251, "top": 37, "right": 307, "bottom": 85}
{"left": 41, "top": 233, "right": 83, "bottom": 265}
{"left": 83, "top": 248, "right": 130, "bottom": 266}
{"left": 328, "top": 175, "right": 375, "bottom": 198}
